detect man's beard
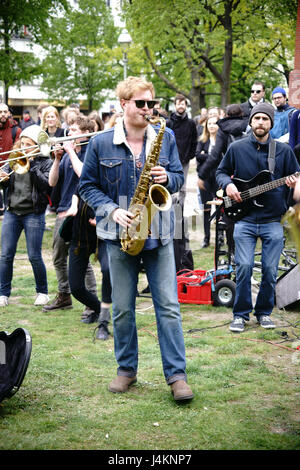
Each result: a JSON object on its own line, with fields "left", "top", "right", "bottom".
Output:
{"left": 253, "top": 127, "right": 269, "bottom": 139}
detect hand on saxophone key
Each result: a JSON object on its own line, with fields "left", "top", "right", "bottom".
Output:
{"left": 112, "top": 208, "right": 134, "bottom": 228}
{"left": 150, "top": 165, "right": 167, "bottom": 184}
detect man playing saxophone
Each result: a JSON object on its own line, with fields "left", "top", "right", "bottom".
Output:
{"left": 79, "top": 76, "right": 194, "bottom": 402}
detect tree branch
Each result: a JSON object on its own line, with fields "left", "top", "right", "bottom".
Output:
{"left": 144, "top": 45, "right": 189, "bottom": 98}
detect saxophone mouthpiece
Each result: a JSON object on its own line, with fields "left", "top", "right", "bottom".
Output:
{"left": 145, "top": 114, "right": 162, "bottom": 125}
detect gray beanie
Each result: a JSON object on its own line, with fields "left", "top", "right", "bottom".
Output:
{"left": 249, "top": 102, "right": 274, "bottom": 128}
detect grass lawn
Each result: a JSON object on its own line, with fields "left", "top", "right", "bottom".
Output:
{"left": 0, "top": 210, "right": 299, "bottom": 452}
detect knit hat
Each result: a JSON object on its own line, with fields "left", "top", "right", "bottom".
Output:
{"left": 249, "top": 102, "right": 274, "bottom": 128}
{"left": 20, "top": 124, "right": 41, "bottom": 144}
{"left": 272, "top": 86, "right": 286, "bottom": 97}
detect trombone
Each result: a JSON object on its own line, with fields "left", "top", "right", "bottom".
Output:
{"left": 0, "top": 129, "right": 101, "bottom": 182}
{"left": 0, "top": 147, "right": 39, "bottom": 182}
{"left": 0, "top": 129, "right": 102, "bottom": 159}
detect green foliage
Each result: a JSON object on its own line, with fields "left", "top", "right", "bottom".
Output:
{"left": 39, "top": 0, "right": 120, "bottom": 110}
{"left": 0, "top": 1, "right": 67, "bottom": 99}
{"left": 123, "top": 0, "right": 297, "bottom": 113}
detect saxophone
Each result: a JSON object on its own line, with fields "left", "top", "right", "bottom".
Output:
{"left": 120, "top": 115, "right": 172, "bottom": 255}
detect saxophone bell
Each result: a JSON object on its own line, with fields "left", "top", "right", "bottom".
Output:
{"left": 281, "top": 204, "right": 300, "bottom": 260}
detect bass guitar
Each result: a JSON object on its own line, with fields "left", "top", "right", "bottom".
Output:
{"left": 220, "top": 169, "right": 299, "bottom": 222}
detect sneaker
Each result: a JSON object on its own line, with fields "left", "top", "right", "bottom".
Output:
{"left": 0, "top": 295, "right": 9, "bottom": 307}
{"left": 34, "top": 293, "right": 50, "bottom": 306}
{"left": 257, "top": 315, "right": 275, "bottom": 329}
{"left": 229, "top": 317, "right": 245, "bottom": 332}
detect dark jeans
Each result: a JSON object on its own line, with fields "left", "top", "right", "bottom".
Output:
{"left": 0, "top": 211, "right": 48, "bottom": 296}
{"left": 68, "top": 241, "right": 112, "bottom": 314}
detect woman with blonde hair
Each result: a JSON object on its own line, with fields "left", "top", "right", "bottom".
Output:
{"left": 41, "top": 105, "right": 65, "bottom": 138}
{"left": 196, "top": 116, "right": 219, "bottom": 248}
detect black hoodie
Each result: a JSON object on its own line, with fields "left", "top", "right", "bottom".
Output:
{"left": 166, "top": 112, "right": 197, "bottom": 164}
{"left": 197, "top": 116, "right": 247, "bottom": 182}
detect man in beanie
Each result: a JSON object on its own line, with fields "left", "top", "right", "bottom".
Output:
{"left": 216, "top": 102, "right": 300, "bottom": 333}
{"left": 0, "top": 124, "right": 52, "bottom": 307}
{"left": 270, "top": 87, "right": 297, "bottom": 141}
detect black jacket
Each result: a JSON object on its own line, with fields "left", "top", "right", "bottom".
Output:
{"left": 71, "top": 194, "right": 97, "bottom": 256}
{"left": 196, "top": 139, "right": 216, "bottom": 193}
{"left": 197, "top": 116, "right": 247, "bottom": 182}
{"left": 166, "top": 113, "right": 197, "bottom": 164}
{"left": 1, "top": 156, "right": 53, "bottom": 214}
{"left": 216, "top": 133, "right": 300, "bottom": 224}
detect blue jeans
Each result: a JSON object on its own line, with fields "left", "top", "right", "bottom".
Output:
{"left": 233, "top": 221, "right": 283, "bottom": 320}
{"left": 0, "top": 210, "right": 48, "bottom": 297}
{"left": 106, "top": 241, "right": 187, "bottom": 384}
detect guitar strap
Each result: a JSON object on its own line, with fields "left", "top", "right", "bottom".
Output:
{"left": 268, "top": 138, "right": 276, "bottom": 174}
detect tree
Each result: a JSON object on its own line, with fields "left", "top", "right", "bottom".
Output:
{"left": 124, "top": 0, "right": 297, "bottom": 116}
{"left": 40, "top": 0, "right": 119, "bottom": 111}
{"left": 0, "top": 0, "right": 67, "bottom": 103}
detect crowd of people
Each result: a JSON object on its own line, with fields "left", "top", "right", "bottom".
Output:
{"left": 0, "top": 77, "right": 299, "bottom": 401}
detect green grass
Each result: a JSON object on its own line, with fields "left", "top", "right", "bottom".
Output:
{"left": 0, "top": 212, "right": 300, "bottom": 451}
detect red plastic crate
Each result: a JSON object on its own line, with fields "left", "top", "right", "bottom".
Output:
{"left": 177, "top": 269, "right": 213, "bottom": 305}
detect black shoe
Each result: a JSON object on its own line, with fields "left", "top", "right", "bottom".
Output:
{"left": 201, "top": 240, "right": 210, "bottom": 249}
{"left": 42, "top": 292, "right": 72, "bottom": 311}
{"left": 96, "top": 322, "right": 110, "bottom": 340}
{"left": 81, "top": 308, "right": 99, "bottom": 324}
{"left": 141, "top": 285, "right": 150, "bottom": 294}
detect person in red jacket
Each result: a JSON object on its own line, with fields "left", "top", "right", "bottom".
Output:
{"left": 0, "top": 103, "right": 21, "bottom": 214}
{"left": 0, "top": 103, "right": 21, "bottom": 161}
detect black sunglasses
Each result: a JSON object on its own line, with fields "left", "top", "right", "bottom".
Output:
{"left": 251, "top": 90, "right": 262, "bottom": 94}
{"left": 129, "top": 99, "right": 157, "bottom": 109}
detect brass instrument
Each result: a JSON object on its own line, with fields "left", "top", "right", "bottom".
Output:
{"left": 281, "top": 204, "right": 300, "bottom": 260}
{"left": 0, "top": 147, "right": 40, "bottom": 182}
{"left": 37, "top": 130, "right": 101, "bottom": 156}
{"left": 0, "top": 130, "right": 102, "bottom": 159}
{"left": 120, "top": 115, "right": 172, "bottom": 256}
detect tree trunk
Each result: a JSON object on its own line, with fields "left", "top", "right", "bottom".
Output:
{"left": 220, "top": 0, "right": 233, "bottom": 107}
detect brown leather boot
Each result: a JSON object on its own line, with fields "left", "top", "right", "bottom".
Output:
{"left": 42, "top": 292, "right": 72, "bottom": 312}
{"left": 108, "top": 375, "right": 137, "bottom": 393}
{"left": 171, "top": 380, "right": 194, "bottom": 402}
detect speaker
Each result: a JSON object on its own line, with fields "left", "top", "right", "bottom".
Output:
{"left": 276, "top": 264, "right": 300, "bottom": 309}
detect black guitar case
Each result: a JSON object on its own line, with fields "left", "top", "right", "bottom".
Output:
{"left": 0, "top": 328, "right": 32, "bottom": 403}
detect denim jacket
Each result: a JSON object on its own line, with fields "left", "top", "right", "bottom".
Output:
{"left": 79, "top": 118, "right": 184, "bottom": 244}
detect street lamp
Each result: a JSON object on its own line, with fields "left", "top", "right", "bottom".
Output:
{"left": 118, "top": 28, "right": 132, "bottom": 80}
